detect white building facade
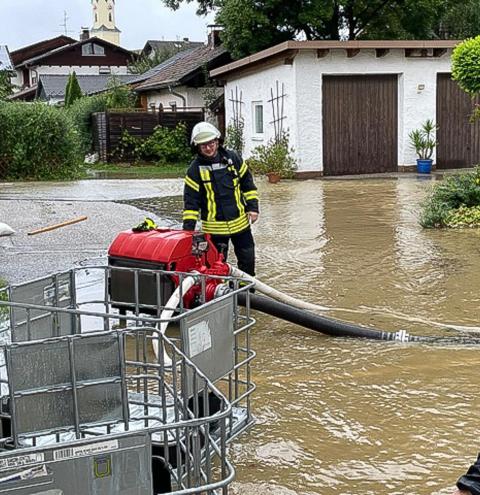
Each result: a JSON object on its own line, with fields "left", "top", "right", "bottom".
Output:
{"left": 212, "top": 40, "right": 478, "bottom": 176}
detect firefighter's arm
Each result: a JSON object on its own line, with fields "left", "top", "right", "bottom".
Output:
{"left": 183, "top": 167, "right": 201, "bottom": 231}
{"left": 238, "top": 160, "right": 259, "bottom": 217}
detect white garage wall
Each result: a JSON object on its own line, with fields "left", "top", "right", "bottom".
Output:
{"left": 225, "top": 48, "right": 453, "bottom": 172}
{"left": 223, "top": 64, "right": 295, "bottom": 159}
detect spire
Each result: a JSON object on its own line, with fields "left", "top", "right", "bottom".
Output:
{"left": 91, "top": 0, "right": 121, "bottom": 45}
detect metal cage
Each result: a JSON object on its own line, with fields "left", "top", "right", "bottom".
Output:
{"left": 0, "top": 265, "right": 256, "bottom": 494}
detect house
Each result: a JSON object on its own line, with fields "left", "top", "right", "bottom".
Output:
{"left": 133, "top": 29, "right": 230, "bottom": 112}
{"left": 211, "top": 40, "right": 480, "bottom": 176}
{"left": 141, "top": 39, "right": 203, "bottom": 59}
{"left": 9, "top": 36, "right": 134, "bottom": 101}
{"left": 35, "top": 73, "right": 136, "bottom": 105}
{"left": 9, "top": 35, "right": 76, "bottom": 90}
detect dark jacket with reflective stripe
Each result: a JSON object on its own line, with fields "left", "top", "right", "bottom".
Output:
{"left": 183, "top": 147, "right": 259, "bottom": 235}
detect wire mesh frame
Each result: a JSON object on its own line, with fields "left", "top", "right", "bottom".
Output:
{"left": 268, "top": 80, "right": 287, "bottom": 141}
{"left": 0, "top": 322, "right": 235, "bottom": 494}
{"left": 0, "top": 265, "right": 255, "bottom": 493}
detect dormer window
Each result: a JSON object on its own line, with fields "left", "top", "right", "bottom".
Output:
{"left": 82, "top": 43, "right": 105, "bottom": 56}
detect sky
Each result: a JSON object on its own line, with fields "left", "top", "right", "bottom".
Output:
{"left": 0, "top": 0, "right": 215, "bottom": 51}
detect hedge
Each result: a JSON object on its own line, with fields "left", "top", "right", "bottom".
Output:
{"left": 0, "top": 101, "right": 82, "bottom": 180}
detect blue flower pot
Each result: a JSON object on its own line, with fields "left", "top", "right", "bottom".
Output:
{"left": 416, "top": 159, "right": 432, "bottom": 174}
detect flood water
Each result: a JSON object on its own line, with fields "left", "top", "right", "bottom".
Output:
{"left": 221, "top": 177, "right": 480, "bottom": 495}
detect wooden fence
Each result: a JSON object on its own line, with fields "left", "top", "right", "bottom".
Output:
{"left": 92, "top": 108, "right": 205, "bottom": 162}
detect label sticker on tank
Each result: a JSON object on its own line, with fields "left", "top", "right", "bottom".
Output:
{"left": 0, "top": 453, "right": 45, "bottom": 471}
{"left": 188, "top": 320, "right": 212, "bottom": 357}
{"left": 53, "top": 440, "right": 119, "bottom": 461}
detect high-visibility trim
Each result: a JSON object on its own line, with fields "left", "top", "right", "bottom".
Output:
{"left": 239, "top": 162, "right": 248, "bottom": 177}
{"left": 184, "top": 176, "right": 200, "bottom": 192}
{"left": 243, "top": 190, "right": 258, "bottom": 201}
{"left": 202, "top": 214, "right": 250, "bottom": 234}
{"left": 233, "top": 177, "right": 245, "bottom": 216}
{"left": 182, "top": 210, "right": 199, "bottom": 221}
{"left": 199, "top": 169, "right": 216, "bottom": 222}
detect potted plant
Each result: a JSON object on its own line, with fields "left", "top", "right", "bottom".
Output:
{"left": 408, "top": 119, "right": 438, "bottom": 174}
{"left": 246, "top": 132, "right": 297, "bottom": 183}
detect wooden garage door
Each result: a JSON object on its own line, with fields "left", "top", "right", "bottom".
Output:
{"left": 436, "top": 73, "right": 480, "bottom": 169}
{"left": 323, "top": 75, "right": 398, "bottom": 176}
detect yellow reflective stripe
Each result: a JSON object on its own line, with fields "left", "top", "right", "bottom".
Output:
{"left": 233, "top": 177, "right": 245, "bottom": 216}
{"left": 200, "top": 169, "right": 216, "bottom": 221}
{"left": 202, "top": 214, "right": 249, "bottom": 234}
{"left": 243, "top": 190, "right": 258, "bottom": 200}
{"left": 183, "top": 210, "right": 199, "bottom": 220}
{"left": 239, "top": 162, "right": 248, "bottom": 177}
{"left": 184, "top": 176, "right": 200, "bottom": 192}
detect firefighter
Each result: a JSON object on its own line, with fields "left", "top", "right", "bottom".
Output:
{"left": 182, "top": 122, "right": 259, "bottom": 276}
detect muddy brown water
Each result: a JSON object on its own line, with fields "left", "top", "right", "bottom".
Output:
{"left": 231, "top": 178, "right": 480, "bottom": 495}
{"left": 131, "top": 176, "right": 480, "bottom": 494}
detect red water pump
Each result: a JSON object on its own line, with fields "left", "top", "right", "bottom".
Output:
{"left": 108, "top": 228, "right": 230, "bottom": 309}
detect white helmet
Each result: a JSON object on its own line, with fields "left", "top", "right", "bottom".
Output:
{"left": 191, "top": 121, "right": 221, "bottom": 145}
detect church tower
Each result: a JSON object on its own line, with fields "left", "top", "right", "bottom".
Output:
{"left": 91, "top": 0, "right": 121, "bottom": 46}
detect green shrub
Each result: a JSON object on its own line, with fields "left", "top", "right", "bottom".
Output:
{"left": 445, "top": 205, "right": 480, "bottom": 227}
{"left": 105, "top": 76, "right": 137, "bottom": 109}
{"left": 224, "top": 120, "right": 245, "bottom": 155}
{"left": 65, "top": 94, "right": 108, "bottom": 154}
{"left": 0, "top": 101, "right": 82, "bottom": 180}
{"left": 420, "top": 166, "right": 480, "bottom": 227}
{"left": 246, "top": 132, "right": 297, "bottom": 178}
{"left": 116, "top": 123, "right": 192, "bottom": 164}
{"left": 452, "top": 35, "right": 480, "bottom": 97}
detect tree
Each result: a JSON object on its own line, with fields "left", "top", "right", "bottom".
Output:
{"left": 0, "top": 72, "right": 13, "bottom": 101}
{"left": 160, "top": 0, "right": 480, "bottom": 59}
{"left": 105, "top": 75, "right": 137, "bottom": 109}
{"left": 451, "top": 35, "right": 480, "bottom": 120}
{"left": 64, "top": 72, "right": 83, "bottom": 108}
{"left": 128, "top": 46, "right": 182, "bottom": 74}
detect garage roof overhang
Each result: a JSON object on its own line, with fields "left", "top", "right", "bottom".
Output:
{"left": 210, "top": 40, "right": 460, "bottom": 80}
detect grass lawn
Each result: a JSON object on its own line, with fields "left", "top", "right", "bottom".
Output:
{"left": 83, "top": 162, "right": 187, "bottom": 179}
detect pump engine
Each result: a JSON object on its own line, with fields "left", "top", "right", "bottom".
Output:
{"left": 108, "top": 228, "right": 230, "bottom": 311}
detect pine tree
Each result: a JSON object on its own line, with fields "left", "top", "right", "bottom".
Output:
{"left": 64, "top": 71, "right": 83, "bottom": 107}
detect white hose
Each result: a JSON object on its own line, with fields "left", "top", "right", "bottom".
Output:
{"left": 228, "top": 265, "right": 330, "bottom": 312}
{"left": 152, "top": 275, "right": 197, "bottom": 365}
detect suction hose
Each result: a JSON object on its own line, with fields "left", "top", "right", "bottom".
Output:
{"left": 152, "top": 275, "right": 197, "bottom": 363}
{"left": 229, "top": 265, "right": 480, "bottom": 345}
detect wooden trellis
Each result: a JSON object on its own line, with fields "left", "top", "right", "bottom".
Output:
{"left": 268, "top": 81, "right": 287, "bottom": 141}
{"left": 228, "top": 86, "right": 244, "bottom": 127}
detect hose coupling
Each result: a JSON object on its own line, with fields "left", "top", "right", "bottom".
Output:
{"left": 393, "top": 329, "right": 410, "bottom": 342}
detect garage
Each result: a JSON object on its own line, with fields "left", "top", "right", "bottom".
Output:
{"left": 322, "top": 75, "right": 398, "bottom": 176}
{"left": 436, "top": 73, "right": 480, "bottom": 169}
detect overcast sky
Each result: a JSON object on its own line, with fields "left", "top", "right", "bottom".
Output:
{"left": 0, "top": 0, "right": 215, "bottom": 51}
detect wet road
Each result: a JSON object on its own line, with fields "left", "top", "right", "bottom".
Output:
{"left": 2, "top": 175, "right": 480, "bottom": 494}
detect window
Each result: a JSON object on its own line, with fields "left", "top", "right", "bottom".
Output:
{"left": 31, "top": 70, "right": 38, "bottom": 85}
{"left": 99, "top": 66, "right": 111, "bottom": 74}
{"left": 109, "top": 13, "right": 112, "bottom": 22}
{"left": 252, "top": 102, "right": 264, "bottom": 135}
{"left": 82, "top": 43, "right": 105, "bottom": 56}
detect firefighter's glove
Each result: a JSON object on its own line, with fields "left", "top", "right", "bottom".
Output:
{"left": 132, "top": 217, "right": 157, "bottom": 232}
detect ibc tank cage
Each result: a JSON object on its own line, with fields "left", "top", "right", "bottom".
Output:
{"left": 0, "top": 265, "right": 256, "bottom": 494}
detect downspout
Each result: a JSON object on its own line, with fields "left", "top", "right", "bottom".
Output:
{"left": 168, "top": 85, "right": 186, "bottom": 108}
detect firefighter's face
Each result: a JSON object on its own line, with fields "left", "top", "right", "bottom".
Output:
{"left": 199, "top": 139, "right": 219, "bottom": 158}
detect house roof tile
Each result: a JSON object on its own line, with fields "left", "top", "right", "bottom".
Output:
{"left": 10, "top": 35, "right": 76, "bottom": 66}
{"left": 134, "top": 44, "right": 228, "bottom": 92}
{"left": 37, "top": 74, "right": 136, "bottom": 99}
